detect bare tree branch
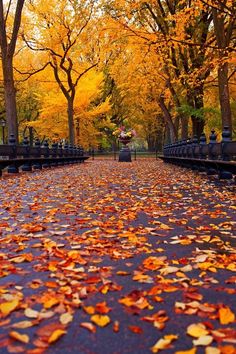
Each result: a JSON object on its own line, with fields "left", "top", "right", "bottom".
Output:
{"left": 13, "top": 62, "right": 50, "bottom": 82}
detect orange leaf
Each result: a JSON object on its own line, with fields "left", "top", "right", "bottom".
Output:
{"left": 43, "top": 297, "right": 60, "bottom": 309}
{"left": 219, "top": 307, "right": 235, "bottom": 325}
{"left": 218, "top": 345, "right": 236, "bottom": 354}
{"left": 175, "top": 349, "right": 196, "bottom": 354}
{"left": 95, "top": 302, "right": 111, "bottom": 314}
{"left": 83, "top": 306, "right": 95, "bottom": 315}
{"left": 113, "top": 321, "right": 120, "bottom": 333}
{"left": 128, "top": 325, "right": 143, "bottom": 334}
{"left": 9, "top": 331, "right": 29, "bottom": 344}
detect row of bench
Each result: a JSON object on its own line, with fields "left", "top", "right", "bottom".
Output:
{"left": 160, "top": 127, "right": 236, "bottom": 180}
{"left": 0, "top": 135, "right": 89, "bottom": 176}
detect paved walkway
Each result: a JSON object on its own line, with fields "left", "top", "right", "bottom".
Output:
{"left": 0, "top": 159, "right": 235, "bottom": 354}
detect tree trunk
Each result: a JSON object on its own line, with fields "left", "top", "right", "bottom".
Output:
{"left": 212, "top": 7, "right": 233, "bottom": 135}
{"left": 29, "top": 126, "right": 34, "bottom": 146}
{"left": 187, "top": 87, "right": 205, "bottom": 140}
{"left": 174, "top": 115, "right": 180, "bottom": 139}
{"left": 147, "top": 135, "right": 156, "bottom": 151}
{"left": 0, "top": 0, "right": 25, "bottom": 143}
{"left": 164, "top": 125, "right": 171, "bottom": 144}
{"left": 67, "top": 98, "right": 75, "bottom": 145}
{"left": 2, "top": 58, "right": 18, "bottom": 142}
{"left": 158, "top": 96, "right": 177, "bottom": 142}
{"left": 218, "top": 62, "right": 232, "bottom": 133}
{"left": 181, "top": 116, "right": 188, "bottom": 139}
{"left": 156, "top": 128, "right": 164, "bottom": 152}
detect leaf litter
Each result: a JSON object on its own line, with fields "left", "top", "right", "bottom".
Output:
{"left": 0, "top": 159, "right": 235, "bottom": 353}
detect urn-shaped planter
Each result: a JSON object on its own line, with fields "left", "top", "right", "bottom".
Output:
{"left": 118, "top": 138, "right": 132, "bottom": 162}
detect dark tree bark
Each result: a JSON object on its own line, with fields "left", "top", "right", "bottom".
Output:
{"left": 212, "top": 4, "right": 235, "bottom": 134}
{"left": 192, "top": 86, "right": 205, "bottom": 139}
{"left": 67, "top": 98, "right": 75, "bottom": 145}
{"left": 218, "top": 62, "right": 232, "bottom": 131}
{"left": 158, "top": 95, "right": 177, "bottom": 142}
{"left": 0, "top": 0, "right": 25, "bottom": 142}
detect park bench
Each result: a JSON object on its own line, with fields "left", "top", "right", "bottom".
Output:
{"left": 0, "top": 135, "right": 89, "bottom": 177}
{"left": 160, "top": 127, "right": 236, "bottom": 180}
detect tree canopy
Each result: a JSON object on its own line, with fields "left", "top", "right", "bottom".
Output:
{"left": 0, "top": 0, "right": 235, "bottom": 146}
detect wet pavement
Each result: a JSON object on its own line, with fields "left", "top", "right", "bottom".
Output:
{"left": 0, "top": 159, "right": 235, "bottom": 354}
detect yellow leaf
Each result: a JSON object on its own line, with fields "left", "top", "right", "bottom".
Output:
{"left": 175, "top": 348, "right": 196, "bottom": 354}
{"left": 205, "top": 347, "right": 220, "bottom": 354}
{"left": 0, "top": 299, "right": 19, "bottom": 316}
{"left": 48, "top": 329, "right": 66, "bottom": 343}
{"left": 60, "top": 313, "right": 73, "bottom": 325}
{"left": 193, "top": 335, "right": 213, "bottom": 346}
{"left": 159, "top": 223, "right": 172, "bottom": 230}
{"left": 227, "top": 263, "right": 236, "bottom": 271}
{"left": 165, "top": 335, "right": 178, "bottom": 340}
{"left": 151, "top": 334, "right": 178, "bottom": 353}
{"left": 219, "top": 307, "right": 235, "bottom": 325}
{"left": 9, "top": 331, "right": 30, "bottom": 344}
{"left": 91, "top": 314, "right": 110, "bottom": 327}
{"left": 187, "top": 323, "right": 209, "bottom": 338}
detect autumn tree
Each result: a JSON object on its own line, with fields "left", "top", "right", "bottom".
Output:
{"left": 24, "top": 0, "right": 101, "bottom": 144}
{"left": 103, "top": 0, "right": 216, "bottom": 140}
{"left": 202, "top": 0, "right": 235, "bottom": 134}
{"left": 0, "top": 0, "right": 25, "bottom": 142}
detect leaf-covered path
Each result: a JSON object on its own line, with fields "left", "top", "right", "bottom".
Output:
{"left": 0, "top": 159, "right": 235, "bottom": 354}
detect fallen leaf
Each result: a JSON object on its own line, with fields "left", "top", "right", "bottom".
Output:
{"left": 9, "top": 331, "right": 29, "bottom": 344}
{"left": 80, "top": 322, "right": 96, "bottom": 333}
{"left": 83, "top": 306, "right": 95, "bottom": 315}
{"left": 175, "top": 348, "right": 196, "bottom": 354}
{"left": 218, "top": 345, "right": 236, "bottom": 354}
{"left": 192, "top": 335, "right": 213, "bottom": 346}
{"left": 187, "top": 323, "right": 209, "bottom": 338}
{"left": 24, "top": 308, "right": 39, "bottom": 319}
{"left": 12, "top": 321, "right": 34, "bottom": 329}
{"left": 113, "top": 321, "right": 120, "bottom": 333}
{"left": 219, "top": 306, "right": 235, "bottom": 325}
{"left": 48, "top": 329, "right": 66, "bottom": 343}
{"left": 151, "top": 334, "right": 178, "bottom": 353}
{"left": 128, "top": 325, "right": 143, "bottom": 334}
{"left": 60, "top": 313, "right": 73, "bottom": 325}
{"left": 91, "top": 314, "right": 110, "bottom": 327}
{"left": 0, "top": 299, "right": 19, "bottom": 316}
{"left": 205, "top": 347, "right": 220, "bottom": 354}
